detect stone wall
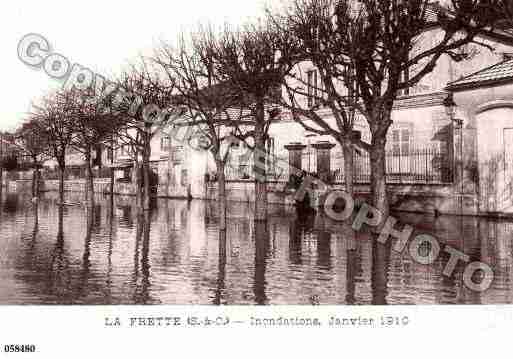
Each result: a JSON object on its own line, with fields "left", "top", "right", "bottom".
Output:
{"left": 203, "top": 180, "right": 479, "bottom": 216}
{"left": 205, "top": 180, "right": 296, "bottom": 206}
{"left": 40, "top": 179, "right": 135, "bottom": 196}
{"left": 11, "top": 176, "right": 482, "bottom": 217}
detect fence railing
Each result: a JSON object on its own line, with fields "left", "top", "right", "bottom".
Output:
{"left": 217, "top": 147, "right": 453, "bottom": 185}
{"left": 331, "top": 147, "right": 453, "bottom": 184}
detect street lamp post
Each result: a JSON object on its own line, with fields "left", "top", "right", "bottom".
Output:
{"left": 443, "top": 95, "right": 463, "bottom": 191}
{"left": 444, "top": 95, "right": 465, "bottom": 218}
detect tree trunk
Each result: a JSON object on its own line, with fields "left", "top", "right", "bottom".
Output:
{"left": 31, "top": 167, "right": 36, "bottom": 198}
{"left": 369, "top": 137, "right": 389, "bottom": 221}
{"left": 215, "top": 158, "right": 227, "bottom": 231}
{"left": 58, "top": 161, "right": 65, "bottom": 205}
{"left": 371, "top": 240, "right": 391, "bottom": 305}
{"left": 109, "top": 159, "right": 115, "bottom": 197}
{"left": 31, "top": 158, "right": 40, "bottom": 198}
{"left": 253, "top": 101, "right": 267, "bottom": 222}
{"left": 134, "top": 159, "right": 144, "bottom": 211}
{"left": 142, "top": 145, "right": 151, "bottom": 211}
{"left": 253, "top": 220, "right": 269, "bottom": 304}
{"left": 342, "top": 141, "right": 354, "bottom": 198}
{"left": 85, "top": 150, "right": 95, "bottom": 208}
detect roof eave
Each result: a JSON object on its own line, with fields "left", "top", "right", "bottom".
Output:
{"left": 446, "top": 76, "right": 513, "bottom": 92}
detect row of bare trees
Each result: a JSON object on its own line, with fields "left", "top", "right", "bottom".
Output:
{"left": 7, "top": 0, "right": 512, "bottom": 228}
{"left": 157, "top": 0, "right": 510, "bottom": 223}
{"left": 13, "top": 88, "right": 118, "bottom": 207}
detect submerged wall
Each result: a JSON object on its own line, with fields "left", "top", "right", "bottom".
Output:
{"left": 6, "top": 176, "right": 486, "bottom": 217}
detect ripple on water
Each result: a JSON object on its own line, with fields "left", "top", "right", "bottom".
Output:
{"left": 0, "top": 193, "right": 512, "bottom": 304}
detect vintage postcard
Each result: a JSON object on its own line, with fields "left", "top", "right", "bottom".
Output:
{"left": 1, "top": 0, "right": 513, "bottom": 357}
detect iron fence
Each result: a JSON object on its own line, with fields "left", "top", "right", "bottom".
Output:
{"left": 331, "top": 147, "right": 453, "bottom": 184}
{"left": 203, "top": 147, "right": 453, "bottom": 185}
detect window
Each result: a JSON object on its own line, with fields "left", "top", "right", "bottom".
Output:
{"left": 171, "top": 146, "right": 184, "bottom": 164}
{"left": 93, "top": 146, "right": 102, "bottom": 167}
{"left": 238, "top": 154, "right": 250, "bottom": 179}
{"left": 399, "top": 68, "right": 410, "bottom": 96}
{"left": 161, "top": 135, "right": 171, "bottom": 151}
{"left": 180, "top": 169, "right": 188, "bottom": 186}
{"left": 119, "top": 145, "right": 129, "bottom": 157}
{"left": 266, "top": 137, "right": 276, "bottom": 174}
{"left": 307, "top": 70, "right": 318, "bottom": 108}
{"left": 303, "top": 135, "right": 318, "bottom": 174}
{"left": 390, "top": 126, "right": 412, "bottom": 156}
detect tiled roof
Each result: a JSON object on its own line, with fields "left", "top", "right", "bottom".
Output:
{"left": 394, "top": 92, "right": 448, "bottom": 109}
{"left": 424, "top": 3, "right": 441, "bottom": 24}
{"left": 446, "top": 59, "right": 513, "bottom": 90}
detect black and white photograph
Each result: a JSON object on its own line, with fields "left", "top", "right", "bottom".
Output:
{"left": 1, "top": 0, "right": 513, "bottom": 357}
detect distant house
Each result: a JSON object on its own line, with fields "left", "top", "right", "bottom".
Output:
{"left": 42, "top": 145, "right": 109, "bottom": 179}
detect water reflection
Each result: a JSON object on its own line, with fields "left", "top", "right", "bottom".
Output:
{"left": 254, "top": 221, "right": 270, "bottom": 305}
{"left": 213, "top": 230, "right": 227, "bottom": 305}
{"left": 0, "top": 192, "right": 513, "bottom": 304}
{"left": 371, "top": 241, "right": 391, "bottom": 305}
{"left": 345, "top": 221, "right": 357, "bottom": 305}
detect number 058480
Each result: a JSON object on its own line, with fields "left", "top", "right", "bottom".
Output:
{"left": 4, "top": 344, "right": 36, "bottom": 353}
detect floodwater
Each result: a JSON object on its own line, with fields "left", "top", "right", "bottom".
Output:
{"left": 0, "top": 191, "right": 512, "bottom": 305}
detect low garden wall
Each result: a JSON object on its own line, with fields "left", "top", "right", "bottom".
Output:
{"left": 6, "top": 177, "right": 480, "bottom": 216}
{"left": 204, "top": 180, "right": 479, "bottom": 216}
{"left": 40, "top": 179, "right": 135, "bottom": 196}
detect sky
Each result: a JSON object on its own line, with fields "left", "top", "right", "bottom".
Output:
{"left": 0, "top": 0, "right": 270, "bottom": 131}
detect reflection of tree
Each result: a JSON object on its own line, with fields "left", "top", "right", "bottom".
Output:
{"left": 344, "top": 221, "right": 357, "bottom": 305}
{"left": 132, "top": 211, "right": 152, "bottom": 304}
{"left": 119, "top": 205, "right": 133, "bottom": 227}
{"left": 316, "top": 230, "right": 332, "bottom": 271}
{"left": 289, "top": 219, "right": 302, "bottom": 265}
{"left": 289, "top": 213, "right": 315, "bottom": 266}
{"left": 17, "top": 201, "right": 40, "bottom": 270}
{"left": 371, "top": 240, "right": 391, "bottom": 305}
{"left": 106, "top": 196, "right": 115, "bottom": 302}
{"left": 254, "top": 221, "right": 270, "bottom": 305}
{"left": 30, "top": 202, "right": 39, "bottom": 246}
{"left": 3, "top": 194, "right": 18, "bottom": 214}
{"left": 78, "top": 207, "right": 95, "bottom": 298}
{"left": 47, "top": 205, "right": 70, "bottom": 296}
{"left": 213, "top": 230, "right": 227, "bottom": 305}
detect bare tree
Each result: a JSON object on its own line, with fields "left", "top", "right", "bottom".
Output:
{"left": 211, "top": 21, "right": 299, "bottom": 221}
{"left": 112, "top": 60, "right": 180, "bottom": 211}
{"left": 69, "top": 91, "right": 121, "bottom": 208}
{"left": 14, "top": 119, "right": 50, "bottom": 198}
{"left": 154, "top": 27, "right": 246, "bottom": 230}
{"left": 30, "top": 89, "right": 75, "bottom": 204}
{"left": 272, "top": 0, "right": 364, "bottom": 198}
{"left": 277, "top": 0, "right": 500, "bottom": 219}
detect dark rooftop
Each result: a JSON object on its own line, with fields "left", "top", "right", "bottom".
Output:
{"left": 446, "top": 58, "right": 513, "bottom": 91}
